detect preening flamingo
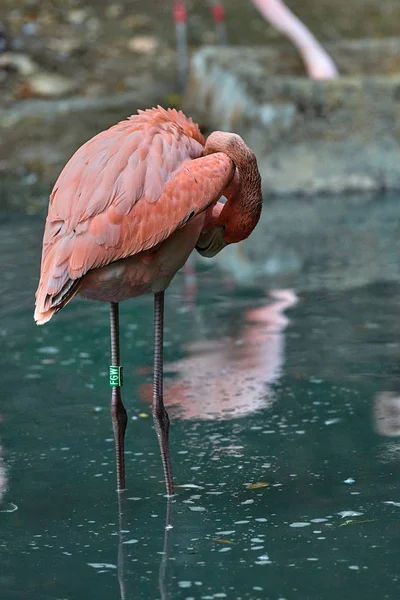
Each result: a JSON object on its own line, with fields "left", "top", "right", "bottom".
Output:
{"left": 34, "top": 106, "right": 262, "bottom": 494}
{"left": 173, "top": 0, "right": 338, "bottom": 89}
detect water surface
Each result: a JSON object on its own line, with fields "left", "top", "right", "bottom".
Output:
{"left": 1, "top": 213, "right": 399, "bottom": 599}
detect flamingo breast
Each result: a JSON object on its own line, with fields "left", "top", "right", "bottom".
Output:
{"left": 79, "top": 213, "right": 206, "bottom": 303}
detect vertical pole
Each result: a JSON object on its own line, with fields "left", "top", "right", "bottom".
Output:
{"left": 174, "top": 0, "right": 188, "bottom": 92}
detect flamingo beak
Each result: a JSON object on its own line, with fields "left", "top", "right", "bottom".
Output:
{"left": 195, "top": 226, "right": 227, "bottom": 257}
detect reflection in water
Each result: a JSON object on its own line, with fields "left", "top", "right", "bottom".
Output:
{"left": 374, "top": 392, "right": 400, "bottom": 437}
{"left": 117, "top": 494, "right": 128, "bottom": 600}
{"left": 117, "top": 495, "right": 174, "bottom": 600}
{"left": 158, "top": 500, "right": 173, "bottom": 600}
{"left": 0, "top": 445, "right": 6, "bottom": 505}
{"left": 140, "top": 289, "right": 298, "bottom": 420}
{"left": 0, "top": 415, "right": 6, "bottom": 505}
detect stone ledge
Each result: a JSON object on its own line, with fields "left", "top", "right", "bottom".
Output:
{"left": 184, "top": 39, "right": 400, "bottom": 196}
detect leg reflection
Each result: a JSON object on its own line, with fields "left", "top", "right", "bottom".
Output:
{"left": 117, "top": 492, "right": 127, "bottom": 600}
{"left": 116, "top": 495, "right": 175, "bottom": 600}
{"left": 0, "top": 416, "right": 9, "bottom": 510}
{"left": 159, "top": 500, "right": 174, "bottom": 600}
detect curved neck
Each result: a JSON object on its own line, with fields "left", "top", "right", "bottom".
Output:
{"left": 204, "top": 132, "right": 262, "bottom": 243}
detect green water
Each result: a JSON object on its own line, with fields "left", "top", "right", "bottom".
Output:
{"left": 1, "top": 213, "right": 400, "bottom": 600}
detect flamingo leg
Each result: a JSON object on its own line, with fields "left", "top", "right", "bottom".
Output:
{"left": 110, "top": 302, "right": 128, "bottom": 491}
{"left": 210, "top": 0, "right": 227, "bottom": 45}
{"left": 174, "top": 0, "right": 188, "bottom": 92}
{"left": 152, "top": 291, "right": 174, "bottom": 495}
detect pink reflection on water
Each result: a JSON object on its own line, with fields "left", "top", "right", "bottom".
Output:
{"left": 140, "top": 289, "right": 298, "bottom": 420}
{"left": 0, "top": 416, "right": 6, "bottom": 504}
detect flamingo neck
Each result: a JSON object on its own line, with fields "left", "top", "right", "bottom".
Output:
{"left": 203, "top": 131, "right": 262, "bottom": 243}
{"left": 220, "top": 150, "right": 262, "bottom": 244}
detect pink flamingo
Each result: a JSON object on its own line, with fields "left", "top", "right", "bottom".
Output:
{"left": 174, "top": 0, "right": 338, "bottom": 89}
{"left": 34, "top": 106, "right": 262, "bottom": 494}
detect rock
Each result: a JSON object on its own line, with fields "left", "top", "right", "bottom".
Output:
{"left": 123, "top": 15, "right": 153, "bottom": 29}
{"left": 47, "top": 38, "right": 84, "bottom": 59}
{"left": 86, "top": 17, "right": 101, "bottom": 35}
{"left": 23, "top": 72, "right": 77, "bottom": 98}
{"left": 105, "top": 4, "right": 123, "bottom": 19}
{"left": 0, "top": 52, "right": 39, "bottom": 76}
{"left": 68, "top": 9, "right": 88, "bottom": 26}
{"left": 21, "top": 22, "right": 38, "bottom": 37}
{"left": 127, "top": 35, "right": 159, "bottom": 55}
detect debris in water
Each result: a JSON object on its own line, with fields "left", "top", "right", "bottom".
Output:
{"left": 339, "top": 519, "right": 377, "bottom": 527}
{"left": 245, "top": 482, "right": 270, "bottom": 490}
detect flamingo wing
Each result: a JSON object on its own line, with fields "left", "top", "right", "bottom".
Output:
{"left": 35, "top": 116, "right": 234, "bottom": 321}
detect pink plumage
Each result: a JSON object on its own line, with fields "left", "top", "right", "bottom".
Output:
{"left": 35, "top": 107, "right": 240, "bottom": 324}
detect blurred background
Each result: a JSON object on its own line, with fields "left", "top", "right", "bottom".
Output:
{"left": 0, "top": 0, "right": 400, "bottom": 202}
{"left": 1, "top": 3, "right": 400, "bottom": 600}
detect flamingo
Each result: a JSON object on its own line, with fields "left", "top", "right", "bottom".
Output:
{"left": 34, "top": 106, "right": 262, "bottom": 495}
{"left": 173, "top": 0, "right": 338, "bottom": 89}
